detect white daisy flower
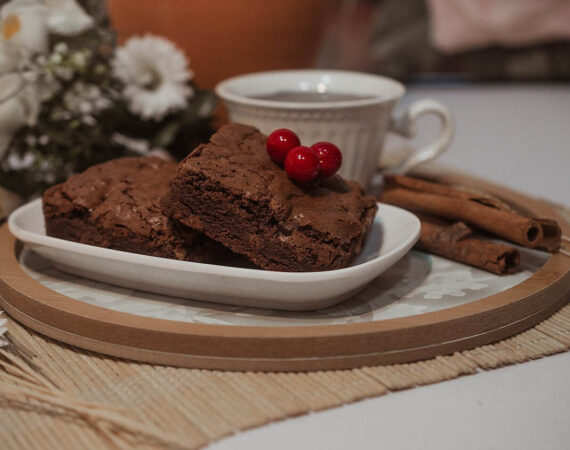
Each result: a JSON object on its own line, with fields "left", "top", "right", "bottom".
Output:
{"left": 112, "top": 34, "right": 193, "bottom": 121}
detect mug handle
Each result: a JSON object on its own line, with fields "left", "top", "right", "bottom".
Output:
{"left": 388, "top": 99, "right": 454, "bottom": 173}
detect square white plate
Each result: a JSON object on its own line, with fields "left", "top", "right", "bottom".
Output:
{"left": 8, "top": 199, "right": 420, "bottom": 311}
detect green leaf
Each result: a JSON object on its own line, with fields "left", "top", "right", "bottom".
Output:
{"left": 182, "top": 90, "right": 218, "bottom": 125}
{"left": 152, "top": 120, "right": 181, "bottom": 148}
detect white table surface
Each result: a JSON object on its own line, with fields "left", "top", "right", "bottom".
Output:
{"left": 210, "top": 84, "right": 570, "bottom": 450}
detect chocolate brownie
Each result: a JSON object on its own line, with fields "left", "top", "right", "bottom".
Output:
{"left": 43, "top": 157, "right": 240, "bottom": 264}
{"left": 162, "top": 123, "right": 378, "bottom": 271}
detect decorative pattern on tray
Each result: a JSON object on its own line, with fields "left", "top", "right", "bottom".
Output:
{"left": 20, "top": 246, "right": 548, "bottom": 327}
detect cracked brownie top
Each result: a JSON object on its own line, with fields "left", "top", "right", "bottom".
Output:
{"left": 42, "top": 157, "right": 240, "bottom": 263}
{"left": 44, "top": 157, "right": 180, "bottom": 241}
{"left": 174, "top": 123, "right": 377, "bottom": 244}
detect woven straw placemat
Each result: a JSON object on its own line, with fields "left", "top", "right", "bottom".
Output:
{"left": 0, "top": 301, "right": 568, "bottom": 449}
{"left": 1, "top": 202, "right": 569, "bottom": 449}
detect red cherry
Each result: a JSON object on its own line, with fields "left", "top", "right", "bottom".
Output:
{"left": 311, "top": 141, "right": 343, "bottom": 178}
{"left": 284, "top": 146, "right": 321, "bottom": 184}
{"left": 266, "top": 128, "right": 301, "bottom": 164}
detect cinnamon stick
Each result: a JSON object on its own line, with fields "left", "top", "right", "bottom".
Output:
{"left": 380, "top": 175, "right": 561, "bottom": 251}
{"left": 385, "top": 175, "right": 511, "bottom": 210}
{"left": 380, "top": 187, "right": 542, "bottom": 247}
{"left": 534, "top": 218, "right": 562, "bottom": 252}
{"left": 415, "top": 215, "right": 520, "bottom": 275}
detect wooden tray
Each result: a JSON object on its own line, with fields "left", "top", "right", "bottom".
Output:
{"left": 1, "top": 172, "right": 569, "bottom": 371}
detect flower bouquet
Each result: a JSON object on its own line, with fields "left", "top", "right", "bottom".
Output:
{"left": 0, "top": 0, "right": 217, "bottom": 219}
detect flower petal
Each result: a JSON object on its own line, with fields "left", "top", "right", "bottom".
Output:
{"left": 0, "top": 0, "right": 49, "bottom": 54}
{"left": 44, "top": 0, "right": 94, "bottom": 36}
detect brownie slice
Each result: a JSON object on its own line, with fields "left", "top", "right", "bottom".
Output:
{"left": 43, "top": 156, "right": 240, "bottom": 264}
{"left": 163, "top": 123, "right": 378, "bottom": 272}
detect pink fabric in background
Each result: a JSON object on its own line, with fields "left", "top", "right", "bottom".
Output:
{"left": 427, "top": 0, "right": 570, "bottom": 54}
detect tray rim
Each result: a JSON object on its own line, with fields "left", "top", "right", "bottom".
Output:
{"left": 1, "top": 169, "right": 569, "bottom": 371}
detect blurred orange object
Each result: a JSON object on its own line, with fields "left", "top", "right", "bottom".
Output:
{"left": 107, "top": 0, "right": 329, "bottom": 90}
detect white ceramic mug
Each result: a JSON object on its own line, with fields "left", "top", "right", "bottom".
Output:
{"left": 216, "top": 70, "right": 454, "bottom": 187}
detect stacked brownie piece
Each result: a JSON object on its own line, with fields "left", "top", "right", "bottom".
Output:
{"left": 42, "top": 157, "right": 239, "bottom": 264}
{"left": 43, "top": 124, "right": 378, "bottom": 272}
{"left": 162, "top": 123, "right": 378, "bottom": 271}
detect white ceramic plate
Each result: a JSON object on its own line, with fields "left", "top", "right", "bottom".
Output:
{"left": 8, "top": 199, "right": 420, "bottom": 311}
